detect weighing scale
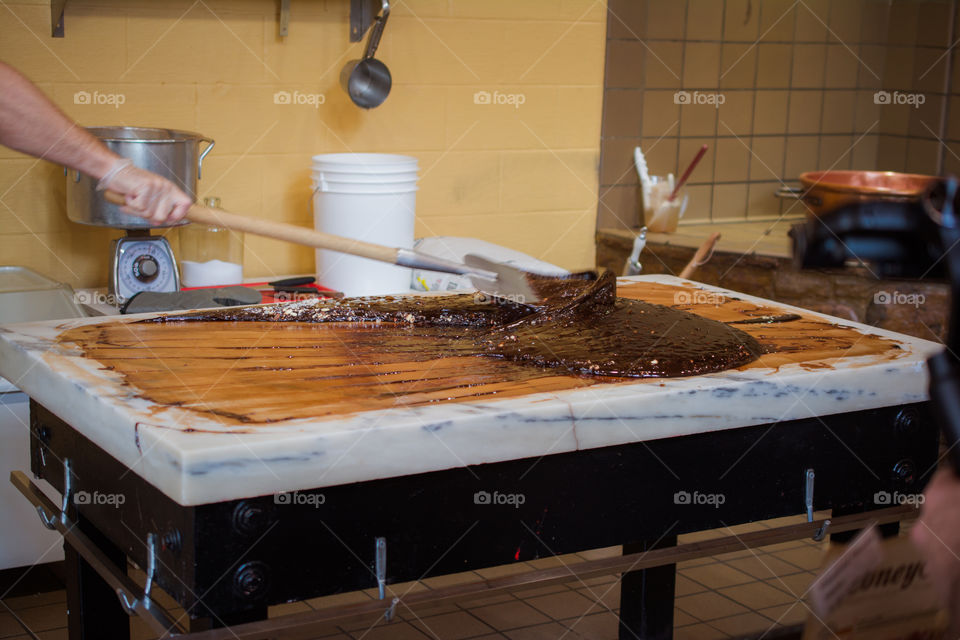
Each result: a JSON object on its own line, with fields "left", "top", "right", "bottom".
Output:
{"left": 108, "top": 230, "right": 180, "bottom": 302}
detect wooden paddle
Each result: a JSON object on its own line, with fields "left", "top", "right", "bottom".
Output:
{"left": 103, "top": 191, "right": 545, "bottom": 302}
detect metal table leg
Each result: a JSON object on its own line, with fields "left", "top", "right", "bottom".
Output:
{"left": 65, "top": 513, "right": 131, "bottom": 640}
{"left": 618, "top": 536, "right": 677, "bottom": 640}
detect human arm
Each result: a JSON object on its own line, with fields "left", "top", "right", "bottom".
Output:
{"left": 0, "top": 62, "right": 191, "bottom": 223}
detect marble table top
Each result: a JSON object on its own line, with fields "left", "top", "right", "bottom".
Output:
{"left": 0, "top": 276, "right": 940, "bottom": 506}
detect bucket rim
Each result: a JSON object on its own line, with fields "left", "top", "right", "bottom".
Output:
{"left": 311, "top": 152, "right": 419, "bottom": 165}
{"left": 314, "top": 186, "right": 419, "bottom": 194}
{"left": 311, "top": 174, "right": 419, "bottom": 184}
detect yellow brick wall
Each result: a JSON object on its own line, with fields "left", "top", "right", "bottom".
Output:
{"left": 0, "top": 0, "right": 606, "bottom": 287}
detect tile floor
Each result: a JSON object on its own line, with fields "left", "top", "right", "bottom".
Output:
{"left": 0, "top": 512, "right": 872, "bottom": 640}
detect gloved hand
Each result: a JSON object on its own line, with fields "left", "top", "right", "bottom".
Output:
{"left": 98, "top": 159, "right": 193, "bottom": 225}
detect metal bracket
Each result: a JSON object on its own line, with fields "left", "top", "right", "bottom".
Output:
{"left": 51, "top": 0, "right": 66, "bottom": 37}
{"left": 144, "top": 533, "right": 157, "bottom": 605}
{"left": 116, "top": 588, "right": 138, "bottom": 615}
{"left": 350, "top": 0, "right": 382, "bottom": 42}
{"left": 812, "top": 519, "right": 831, "bottom": 542}
{"left": 624, "top": 227, "right": 648, "bottom": 276}
{"left": 279, "top": 0, "right": 290, "bottom": 37}
{"left": 374, "top": 538, "right": 399, "bottom": 620}
{"left": 61, "top": 458, "right": 72, "bottom": 524}
{"left": 375, "top": 536, "right": 387, "bottom": 600}
{"left": 804, "top": 468, "right": 831, "bottom": 541}
{"left": 36, "top": 504, "right": 57, "bottom": 530}
{"left": 384, "top": 596, "right": 399, "bottom": 622}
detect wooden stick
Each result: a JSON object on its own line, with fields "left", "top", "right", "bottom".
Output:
{"left": 679, "top": 232, "right": 721, "bottom": 279}
{"left": 669, "top": 143, "right": 708, "bottom": 202}
{"left": 104, "top": 191, "right": 399, "bottom": 265}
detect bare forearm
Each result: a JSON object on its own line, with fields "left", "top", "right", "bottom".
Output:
{"left": 0, "top": 62, "right": 192, "bottom": 223}
{"left": 0, "top": 62, "right": 118, "bottom": 179}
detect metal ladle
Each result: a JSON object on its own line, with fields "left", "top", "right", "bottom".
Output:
{"left": 340, "top": 0, "right": 391, "bottom": 109}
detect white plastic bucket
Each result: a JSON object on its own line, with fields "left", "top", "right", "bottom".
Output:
{"left": 312, "top": 154, "right": 419, "bottom": 296}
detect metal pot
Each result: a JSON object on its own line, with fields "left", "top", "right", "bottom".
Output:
{"left": 776, "top": 170, "right": 938, "bottom": 217}
{"left": 65, "top": 127, "right": 214, "bottom": 229}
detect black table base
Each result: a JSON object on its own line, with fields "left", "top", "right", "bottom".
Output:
{"left": 27, "top": 400, "right": 939, "bottom": 638}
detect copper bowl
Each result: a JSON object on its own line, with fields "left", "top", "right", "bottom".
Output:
{"left": 777, "top": 170, "right": 939, "bottom": 217}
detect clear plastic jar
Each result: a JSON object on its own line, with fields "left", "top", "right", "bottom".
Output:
{"left": 177, "top": 197, "right": 244, "bottom": 287}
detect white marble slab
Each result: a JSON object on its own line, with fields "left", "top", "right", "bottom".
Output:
{"left": 0, "top": 276, "right": 941, "bottom": 506}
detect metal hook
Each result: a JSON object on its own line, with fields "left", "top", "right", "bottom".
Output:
{"left": 804, "top": 468, "right": 830, "bottom": 541}
{"left": 384, "top": 597, "right": 399, "bottom": 622}
{"left": 60, "top": 458, "right": 72, "bottom": 524}
{"left": 624, "top": 227, "right": 647, "bottom": 276}
{"left": 35, "top": 505, "right": 56, "bottom": 530}
{"left": 115, "top": 588, "right": 138, "bottom": 616}
{"left": 144, "top": 533, "right": 157, "bottom": 605}
{"left": 812, "top": 519, "right": 831, "bottom": 542}
{"left": 375, "top": 537, "right": 387, "bottom": 600}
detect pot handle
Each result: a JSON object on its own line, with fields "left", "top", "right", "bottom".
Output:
{"left": 364, "top": 0, "right": 390, "bottom": 60}
{"left": 197, "top": 137, "right": 216, "bottom": 180}
{"left": 776, "top": 186, "right": 822, "bottom": 207}
{"left": 776, "top": 186, "right": 802, "bottom": 200}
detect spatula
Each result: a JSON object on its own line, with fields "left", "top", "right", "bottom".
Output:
{"left": 104, "top": 192, "right": 544, "bottom": 303}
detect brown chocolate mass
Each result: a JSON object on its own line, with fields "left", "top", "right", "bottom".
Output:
{"left": 151, "top": 271, "right": 763, "bottom": 378}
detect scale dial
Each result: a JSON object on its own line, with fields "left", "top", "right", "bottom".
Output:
{"left": 110, "top": 237, "right": 180, "bottom": 302}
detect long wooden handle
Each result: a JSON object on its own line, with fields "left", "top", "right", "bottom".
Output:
{"left": 669, "top": 144, "right": 708, "bottom": 202}
{"left": 679, "top": 232, "right": 720, "bottom": 280}
{"left": 104, "top": 192, "right": 399, "bottom": 265}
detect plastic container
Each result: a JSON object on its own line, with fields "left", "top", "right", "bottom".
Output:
{"left": 0, "top": 266, "right": 85, "bottom": 326}
{"left": 311, "top": 154, "right": 418, "bottom": 296}
{"left": 643, "top": 175, "right": 689, "bottom": 233}
{"left": 178, "top": 198, "right": 245, "bottom": 287}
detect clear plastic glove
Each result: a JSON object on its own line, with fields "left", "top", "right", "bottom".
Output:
{"left": 910, "top": 469, "right": 960, "bottom": 624}
{"left": 98, "top": 160, "right": 192, "bottom": 225}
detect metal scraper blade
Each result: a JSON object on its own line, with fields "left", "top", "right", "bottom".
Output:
{"left": 463, "top": 254, "right": 542, "bottom": 304}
